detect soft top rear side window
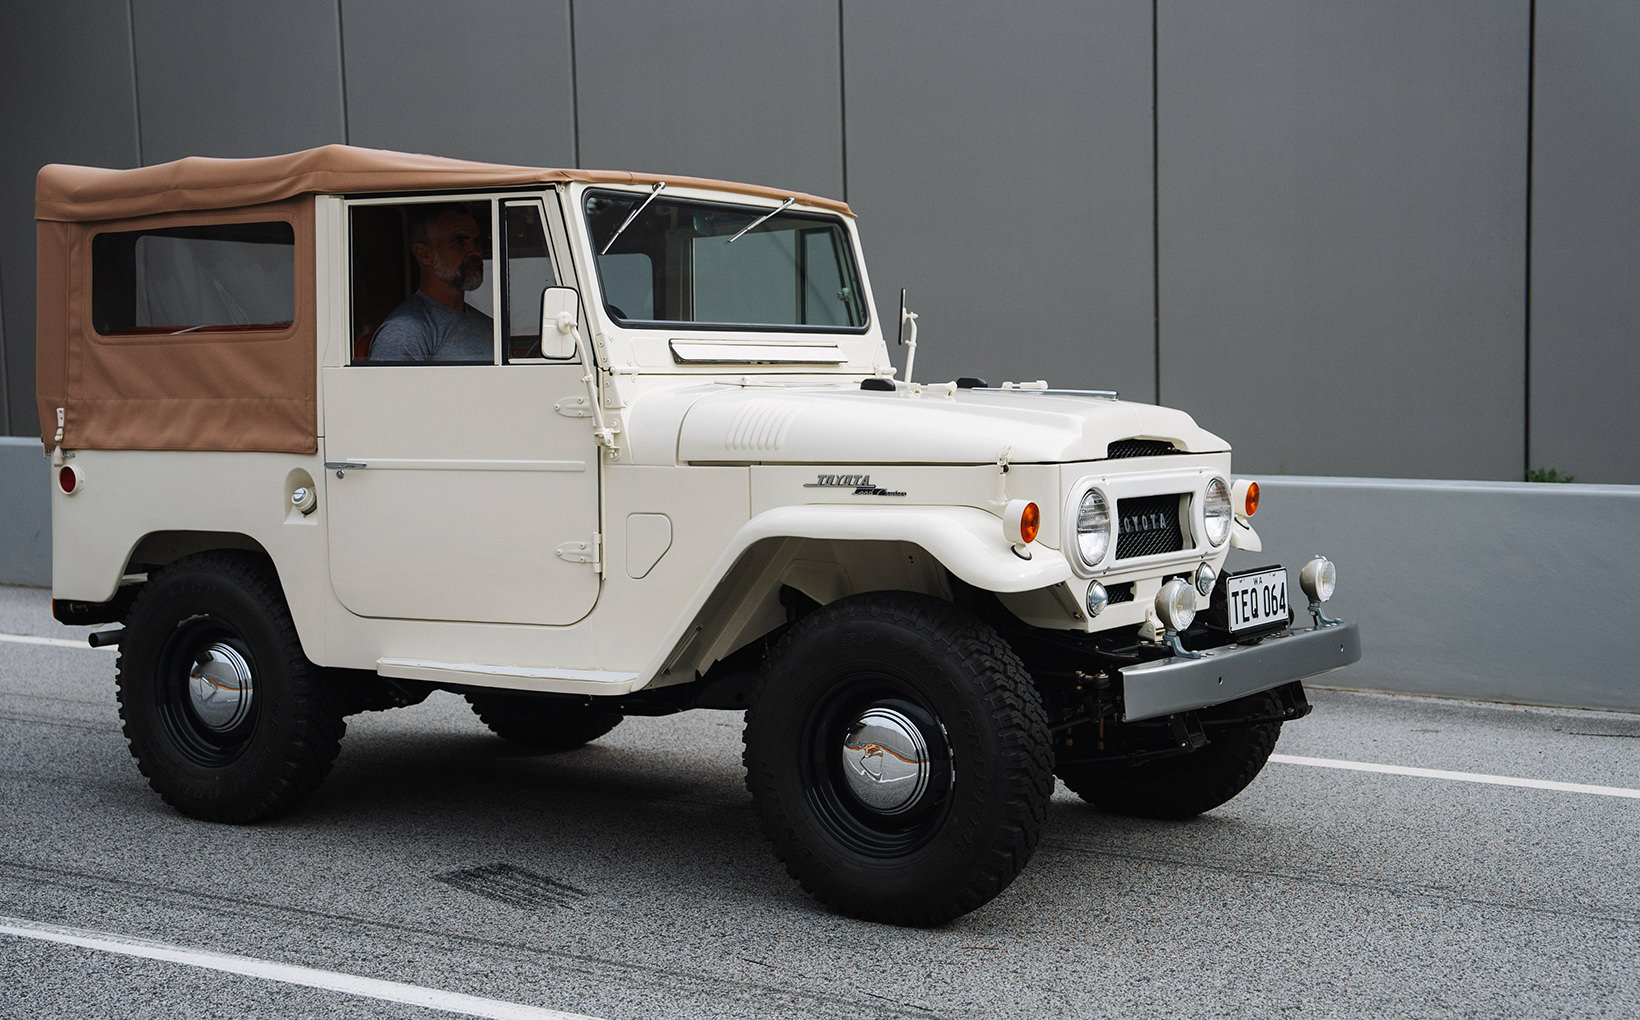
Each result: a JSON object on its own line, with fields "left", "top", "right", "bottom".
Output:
{"left": 92, "top": 221, "right": 296, "bottom": 336}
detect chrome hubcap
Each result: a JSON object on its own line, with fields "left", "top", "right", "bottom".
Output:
{"left": 839, "top": 707, "right": 931, "bottom": 814}
{"left": 186, "top": 642, "right": 254, "bottom": 732}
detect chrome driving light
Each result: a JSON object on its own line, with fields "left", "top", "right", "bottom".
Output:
{"left": 1085, "top": 580, "right": 1109, "bottom": 618}
{"left": 1192, "top": 562, "right": 1217, "bottom": 597}
{"left": 1204, "top": 477, "right": 1232, "bottom": 547}
{"left": 1300, "top": 556, "right": 1337, "bottom": 604}
{"left": 1076, "top": 488, "right": 1112, "bottom": 567}
{"left": 1155, "top": 578, "right": 1197, "bottom": 633}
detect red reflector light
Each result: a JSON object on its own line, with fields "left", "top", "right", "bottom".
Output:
{"left": 1020, "top": 502, "right": 1041, "bottom": 544}
{"left": 58, "top": 465, "right": 78, "bottom": 494}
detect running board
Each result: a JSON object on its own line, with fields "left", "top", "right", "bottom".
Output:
{"left": 376, "top": 658, "right": 643, "bottom": 696}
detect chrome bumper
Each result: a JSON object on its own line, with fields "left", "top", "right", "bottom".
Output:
{"left": 1118, "top": 620, "right": 1362, "bottom": 722}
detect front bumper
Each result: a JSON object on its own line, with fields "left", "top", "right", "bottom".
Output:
{"left": 1118, "top": 620, "right": 1361, "bottom": 722}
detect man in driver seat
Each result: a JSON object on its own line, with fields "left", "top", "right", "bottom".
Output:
{"left": 368, "top": 204, "right": 494, "bottom": 361}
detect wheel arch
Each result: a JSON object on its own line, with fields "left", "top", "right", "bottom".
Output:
{"left": 643, "top": 505, "right": 1071, "bottom": 692}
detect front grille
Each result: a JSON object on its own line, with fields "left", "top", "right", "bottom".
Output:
{"left": 1115, "top": 494, "right": 1187, "bottom": 559}
{"left": 1106, "top": 439, "right": 1181, "bottom": 459}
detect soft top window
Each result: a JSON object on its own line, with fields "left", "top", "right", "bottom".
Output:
{"left": 92, "top": 221, "right": 296, "bottom": 336}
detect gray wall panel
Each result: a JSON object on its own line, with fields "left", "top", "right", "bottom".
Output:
{"left": 1159, "top": 2, "right": 1529, "bottom": 480}
{"left": 0, "top": 439, "right": 49, "bottom": 587}
{"left": 1240, "top": 477, "right": 1640, "bottom": 712}
{"left": 843, "top": 0, "right": 1156, "bottom": 396}
{"left": 0, "top": 1, "right": 140, "bottom": 440}
{"left": 133, "top": 0, "right": 345, "bottom": 163}
{"left": 341, "top": 0, "right": 577, "bottom": 167}
{"left": 573, "top": 1, "right": 844, "bottom": 198}
{"left": 1529, "top": 2, "right": 1640, "bottom": 485}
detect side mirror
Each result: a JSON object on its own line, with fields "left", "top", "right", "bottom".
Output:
{"left": 538, "top": 286, "right": 581, "bottom": 360}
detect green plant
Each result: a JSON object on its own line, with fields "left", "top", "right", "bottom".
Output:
{"left": 1526, "top": 468, "right": 1576, "bottom": 483}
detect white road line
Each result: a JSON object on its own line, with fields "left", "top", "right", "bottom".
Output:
{"left": 0, "top": 916, "right": 603, "bottom": 1020}
{"left": 1270, "top": 754, "right": 1640, "bottom": 799}
{"left": 0, "top": 632, "right": 110, "bottom": 651}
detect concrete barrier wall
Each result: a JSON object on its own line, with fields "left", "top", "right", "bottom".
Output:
{"left": 0, "top": 437, "right": 48, "bottom": 587}
{"left": 1, "top": 452, "right": 1635, "bottom": 712}
{"left": 1238, "top": 477, "right": 1640, "bottom": 713}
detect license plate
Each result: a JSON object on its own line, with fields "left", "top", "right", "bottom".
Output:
{"left": 1226, "top": 568, "right": 1289, "bottom": 632}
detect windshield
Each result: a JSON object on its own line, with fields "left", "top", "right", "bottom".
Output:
{"left": 584, "top": 189, "right": 868, "bottom": 331}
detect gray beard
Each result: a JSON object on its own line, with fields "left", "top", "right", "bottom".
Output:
{"left": 438, "top": 258, "right": 483, "bottom": 292}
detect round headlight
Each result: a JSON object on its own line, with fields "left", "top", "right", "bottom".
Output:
{"left": 1155, "top": 578, "right": 1197, "bottom": 633}
{"left": 1204, "top": 477, "right": 1232, "bottom": 547}
{"left": 1300, "top": 556, "right": 1337, "bottom": 604}
{"left": 1085, "top": 580, "right": 1109, "bottom": 618}
{"left": 1076, "top": 489, "right": 1112, "bottom": 566}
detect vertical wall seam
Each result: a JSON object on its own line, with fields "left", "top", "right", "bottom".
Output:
{"left": 838, "top": 0, "right": 849, "bottom": 202}
{"left": 569, "top": 0, "right": 582, "bottom": 167}
{"left": 0, "top": 250, "right": 9, "bottom": 434}
{"left": 128, "top": 0, "right": 145, "bottom": 164}
{"left": 1151, "top": 0, "right": 1161, "bottom": 405}
{"left": 336, "top": 0, "right": 351, "bottom": 144}
{"left": 1523, "top": 0, "right": 1536, "bottom": 480}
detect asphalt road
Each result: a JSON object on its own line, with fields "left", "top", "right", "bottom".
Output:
{"left": 1, "top": 582, "right": 1636, "bottom": 1019}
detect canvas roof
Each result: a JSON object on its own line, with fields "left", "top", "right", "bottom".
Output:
{"left": 35, "top": 144, "right": 854, "bottom": 222}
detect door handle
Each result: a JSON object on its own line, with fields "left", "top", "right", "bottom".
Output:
{"left": 324, "top": 461, "right": 367, "bottom": 478}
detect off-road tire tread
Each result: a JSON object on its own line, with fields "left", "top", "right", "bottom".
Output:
{"left": 465, "top": 692, "right": 623, "bottom": 751}
{"left": 116, "top": 551, "right": 345, "bottom": 824}
{"left": 1058, "top": 694, "right": 1281, "bottom": 819}
{"left": 743, "top": 591, "right": 1053, "bottom": 927}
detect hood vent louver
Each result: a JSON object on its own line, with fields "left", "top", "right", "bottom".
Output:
{"left": 1106, "top": 439, "right": 1183, "bottom": 459}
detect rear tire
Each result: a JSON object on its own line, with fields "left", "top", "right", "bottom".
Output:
{"left": 465, "top": 691, "right": 622, "bottom": 751}
{"left": 116, "top": 552, "right": 344, "bottom": 823}
{"left": 1057, "top": 693, "right": 1282, "bottom": 819}
{"left": 743, "top": 592, "right": 1053, "bottom": 927}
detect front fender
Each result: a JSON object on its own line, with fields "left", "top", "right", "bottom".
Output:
{"left": 731, "top": 505, "right": 1072, "bottom": 593}
{"left": 637, "top": 505, "right": 1071, "bottom": 687}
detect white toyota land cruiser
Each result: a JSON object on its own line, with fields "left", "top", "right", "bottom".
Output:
{"left": 36, "top": 146, "right": 1359, "bottom": 926}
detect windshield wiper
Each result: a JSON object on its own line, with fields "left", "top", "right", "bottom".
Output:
{"left": 727, "top": 197, "right": 794, "bottom": 243}
{"left": 600, "top": 181, "right": 666, "bottom": 255}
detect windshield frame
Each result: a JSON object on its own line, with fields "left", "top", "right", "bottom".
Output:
{"left": 582, "top": 187, "right": 871, "bottom": 335}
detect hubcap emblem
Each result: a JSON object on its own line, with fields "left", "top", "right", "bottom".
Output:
{"left": 840, "top": 707, "right": 931, "bottom": 814}
{"left": 187, "top": 642, "right": 255, "bottom": 732}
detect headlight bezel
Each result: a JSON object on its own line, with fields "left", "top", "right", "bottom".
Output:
{"left": 1065, "top": 485, "right": 1114, "bottom": 575}
{"left": 1203, "top": 476, "right": 1232, "bottom": 547}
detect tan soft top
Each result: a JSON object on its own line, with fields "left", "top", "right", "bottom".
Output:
{"left": 35, "top": 144, "right": 853, "bottom": 222}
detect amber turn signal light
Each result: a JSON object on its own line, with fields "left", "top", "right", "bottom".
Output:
{"left": 1003, "top": 499, "right": 1040, "bottom": 546}
{"left": 1233, "top": 478, "right": 1259, "bottom": 519}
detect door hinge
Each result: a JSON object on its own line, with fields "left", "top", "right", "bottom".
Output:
{"left": 554, "top": 396, "right": 593, "bottom": 418}
{"left": 556, "top": 533, "right": 602, "bottom": 569}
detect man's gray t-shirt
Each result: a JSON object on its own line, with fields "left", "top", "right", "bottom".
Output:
{"left": 369, "top": 291, "right": 494, "bottom": 361}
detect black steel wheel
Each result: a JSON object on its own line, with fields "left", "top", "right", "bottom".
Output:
{"left": 1057, "top": 692, "right": 1283, "bottom": 819}
{"left": 464, "top": 691, "right": 622, "bottom": 750}
{"left": 116, "top": 552, "right": 344, "bottom": 823}
{"left": 743, "top": 592, "right": 1052, "bottom": 927}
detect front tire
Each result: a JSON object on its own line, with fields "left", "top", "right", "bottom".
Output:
{"left": 1057, "top": 693, "right": 1282, "bottom": 819}
{"left": 743, "top": 592, "right": 1053, "bottom": 927}
{"left": 116, "top": 552, "right": 344, "bottom": 823}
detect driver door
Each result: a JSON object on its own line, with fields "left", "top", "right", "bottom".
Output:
{"left": 322, "top": 195, "right": 600, "bottom": 626}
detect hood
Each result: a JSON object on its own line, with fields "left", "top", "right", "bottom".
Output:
{"left": 669, "top": 384, "right": 1227, "bottom": 465}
